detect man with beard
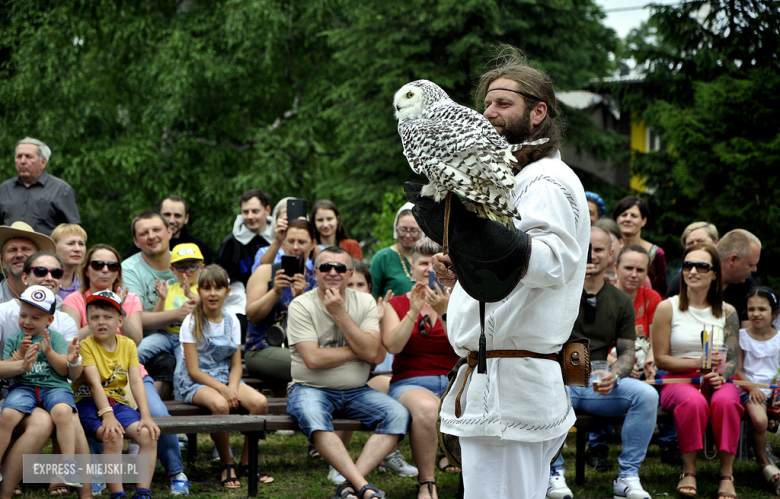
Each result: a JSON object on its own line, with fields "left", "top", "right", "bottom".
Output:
{"left": 432, "top": 47, "right": 590, "bottom": 499}
{"left": 0, "top": 222, "right": 56, "bottom": 303}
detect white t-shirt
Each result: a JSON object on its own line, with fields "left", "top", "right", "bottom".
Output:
{"left": 739, "top": 328, "right": 780, "bottom": 397}
{"left": 179, "top": 312, "right": 241, "bottom": 357}
{"left": 0, "top": 298, "right": 79, "bottom": 357}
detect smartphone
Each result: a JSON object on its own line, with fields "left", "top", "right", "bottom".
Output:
{"left": 287, "top": 198, "right": 308, "bottom": 222}
{"left": 429, "top": 272, "right": 440, "bottom": 290}
{"left": 587, "top": 243, "right": 592, "bottom": 264}
{"left": 281, "top": 255, "right": 302, "bottom": 276}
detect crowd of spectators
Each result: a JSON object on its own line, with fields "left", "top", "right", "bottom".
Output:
{"left": 1, "top": 135, "right": 778, "bottom": 499}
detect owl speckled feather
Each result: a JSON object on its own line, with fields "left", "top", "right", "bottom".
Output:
{"left": 394, "top": 79, "right": 547, "bottom": 228}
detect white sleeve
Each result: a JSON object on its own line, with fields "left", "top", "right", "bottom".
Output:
{"left": 56, "top": 312, "right": 80, "bottom": 342}
{"left": 179, "top": 314, "right": 196, "bottom": 344}
{"left": 515, "top": 174, "right": 584, "bottom": 290}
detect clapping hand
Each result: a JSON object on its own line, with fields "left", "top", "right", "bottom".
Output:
{"left": 67, "top": 338, "right": 80, "bottom": 364}
{"left": 41, "top": 329, "right": 52, "bottom": 354}
{"left": 377, "top": 290, "right": 394, "bottom": 324}
{"left": 22, "top": 342, "right": 39, "bottom": 372}
{"left": 155, "top": 279, "right": 168, "bottom": 300}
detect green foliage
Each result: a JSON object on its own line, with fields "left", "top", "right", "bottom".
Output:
{"left": 0, "top": 0, "right": 622, "bottom": 255}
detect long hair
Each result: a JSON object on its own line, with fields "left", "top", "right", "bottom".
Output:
{"left": 80, "top": 244, "right": 124, "bottom": 295}
{"left": 311, "top": 199, "right": 348, "bottom": 244}
{"left": 679, "top": 243, "right": 724, "bottom": 318}
{"left": 475, "top": 45, "right": 564, "bottom": 166}
{"left": 190, "top": 265, "right": 230, "bottom": 344}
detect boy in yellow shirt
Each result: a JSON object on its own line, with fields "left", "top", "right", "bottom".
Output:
{"left": 136, "top": 243, "right": 204, "bottom": 371}
{"left": 72, "top": 290, "right": 160, "bottom": 499}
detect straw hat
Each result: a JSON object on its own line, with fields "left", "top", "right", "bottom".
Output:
{"left": 0, "top": 221, "right": 56, "bottom": 253}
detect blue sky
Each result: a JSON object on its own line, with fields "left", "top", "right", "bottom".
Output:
{"left": 595, "top": 0, "right": 682, "bottom": 38}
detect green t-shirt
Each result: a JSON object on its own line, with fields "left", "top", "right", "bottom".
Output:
{"left": 2, "top": 329, "right": 71, "bottom": 389}
{"left": 370, "top": 246, "right": 415, "bottom": 299}
{"left": 569, "top": 283, "right": 637, "bottom": 362}
{"left": 121, "top": 252, "right": 175, "bottom": 313}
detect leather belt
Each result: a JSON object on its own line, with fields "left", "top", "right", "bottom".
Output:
{"left": 454, "top": 350, "right": 558, "bottom": 418}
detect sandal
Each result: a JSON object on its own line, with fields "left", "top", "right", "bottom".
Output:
{"left": 238, "top": 464, "right": 274, "bottom": 484}
{"left": 46, "top": 484, "right": 70, "bottom": 497}
{"left": 308, "top": 444, "right": 321, "bottom": 459}
{"left": 220, "top": 464, "right": 241, "bottom": 489}
{"left": 333, "top": 482, "right": 357, "bottom": 499}
{"left": 417, "top": 481, "right": 436, "bottom": 499}
{"left": 676, "top": 472, "right": 696, "bottom": 498}
{"left": 717, "top": 475, "right": 736, "bottom": 499}
{"left": 357, "top": 484, "right": 383, "bottom": 499}
{"left": 763, "top": 464, "right": 780, "bottom": 495}
{"left": 13, "top": 486, "right": 23, "bottom": 497}
{"left": 437, "top": 453, "right": 460, "bottom": 472}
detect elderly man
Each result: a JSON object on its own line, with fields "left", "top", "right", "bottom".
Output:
{"left": 124, "top": 196, "right": 214, "bottom": 263}
{"left": 430, "top": 48, "right": 589, "bottom": 499}
{"left": 0, "top": 222, "right": 56, "bottom": 302}
{"left": 0, "top": 138, "right": 80, "bottom": 235}
{"left": 286, "top": 246, "right": 410, "bottom": 499}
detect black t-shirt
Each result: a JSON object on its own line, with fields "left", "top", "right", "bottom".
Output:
{"left": 569, "top": 283, "right": 637, "bottom": 362}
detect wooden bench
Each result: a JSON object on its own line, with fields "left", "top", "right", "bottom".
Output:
{"left": 572, "top": 407, "right": 673, "bottom": 485}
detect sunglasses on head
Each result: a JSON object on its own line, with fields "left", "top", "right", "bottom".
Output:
{"left": 90, "top": 260, "right": 121, "bottom": 272}
{"left": 318, "top": 263, "right": 350, "bottom": 273}
{"left": 173, "top": 263, "right": 202, "bottom": 273}
{"left": 682, "top": 261, "right": 713, "bottom": 273}
{"left": 31, "top": 266, "right": 64, "bottom": 279}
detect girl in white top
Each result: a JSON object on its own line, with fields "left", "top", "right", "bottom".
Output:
{"left": 736, "top": 286, "right": 780, "bottom": 494}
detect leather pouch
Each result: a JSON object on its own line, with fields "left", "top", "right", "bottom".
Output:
{"left": 559, "top": 338, "right": 590, "bottom": 387}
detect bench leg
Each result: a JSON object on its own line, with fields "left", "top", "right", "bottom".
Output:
{"left": 247, "top": 432, "right": 260, "bottom": 498}
{"left": 575, "top": 428, "right": 587, "bottom": 485}
{"left": 187, "top": 433, "right": 197, "bottom": 468}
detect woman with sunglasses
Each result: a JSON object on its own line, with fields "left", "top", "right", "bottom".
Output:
{"left": 0, "top": 251, "right": 84, "bottom": 497}
{"left": 62, "top": 244, "right": 143, "bottom": 343}
{"left": 51, "top": 223, "right": 87, "bottom": 301}
{"left": 371, "top": 204, "right": 423, "bottom": 300}
{"left": 244, "top": 219, "right": 319, "bottom": 391}
{"left": 382, "top": 238, "right": 460, "bottom": 499}
{"left": 652, "top": 243, "right": 742, "bottom": 499}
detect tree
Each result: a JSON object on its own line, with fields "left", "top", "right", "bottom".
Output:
{"left": 599, "top": 0, "right": 780, "bottom": 285}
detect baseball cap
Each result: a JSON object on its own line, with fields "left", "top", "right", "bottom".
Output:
{"left": 19, "top": 285, "right": 56, "bottom": 315}
{"left": 86, "top": 290, "right": 125, "bottom": 315}
{"left": 171, "top": 243, "right": 204, "bottom": 264}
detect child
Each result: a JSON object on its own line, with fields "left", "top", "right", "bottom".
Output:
{"left": 137, "top": 243, "right": 204, "bottom": 369}
{"left": 174, "top": 265, "right": 273, "bottom": 488}
{"left": 0, "top": 285, "right": 82, "bottom": 486}
{"left": 737, "top": 286, "right": 780, "bottom": 495}
{"left": 71, "top": 290, "right": 160, "bottom": 499}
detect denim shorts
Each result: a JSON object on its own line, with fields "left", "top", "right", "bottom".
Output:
{"left": 77, "top": 398, "right": 141, "bottom": 440}
{"left": 3, "top": 385, "right": 76, "bottom": 414}
{"left": 388, "top": 375, "right": 449, "bottom": 400}
{"left": 740, "top": 390, "right": 771, "bottom": 407}
{"left": 287, "top": 383, "right": 410, "bottom": 441}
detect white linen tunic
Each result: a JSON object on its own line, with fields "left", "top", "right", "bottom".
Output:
{"left": 439, "top": 151, "right": 589, "bottom": 443}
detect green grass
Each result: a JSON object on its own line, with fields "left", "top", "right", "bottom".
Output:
{"left": 20, "top": 429, "right": 780, "bottom": 498}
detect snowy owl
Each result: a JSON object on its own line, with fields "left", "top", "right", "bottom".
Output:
{"left": 394, "top": 79, "right": 547, "bottom": 228}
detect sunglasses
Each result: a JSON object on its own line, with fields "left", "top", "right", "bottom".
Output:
{"left": 173, "top": 263, "right": 202, "bottom": 273}
{"left": 682, "top": 261, "right": 713, "bottom": 273}
{"left": 31, "top": 266, "right": 64, "bottom": 279}
{"left": 90, "top": 260, "right": 121, "bottom": 272}
{"left": 417, "top": 315, "right": 433, "bottom": 336}
{"left": 318, "top": 263, "right": 350, "bottom": 273}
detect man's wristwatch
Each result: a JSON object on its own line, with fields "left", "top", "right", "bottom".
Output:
{"left": 68, "top": 355, "right": 83, "bottom": 368}
{"left": 614, "top": 374, "right": 621, "bottom": 386}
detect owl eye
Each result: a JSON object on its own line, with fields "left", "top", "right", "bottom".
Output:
{"left": 407, "top": 92, "right": 414, "bottom": 98}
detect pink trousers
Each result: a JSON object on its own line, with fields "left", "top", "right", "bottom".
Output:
{"left": 660, "top": 380, "right": 743, "bottom": 455}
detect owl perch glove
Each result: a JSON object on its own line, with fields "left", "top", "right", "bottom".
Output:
{"left": 405, "top": 181, "right": 531, "bottom": 303}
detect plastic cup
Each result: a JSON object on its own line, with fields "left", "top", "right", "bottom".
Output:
{"left": 591, "top": 361, "right": 611, "bottom": 394}
{"left": 713, "top": 345, "right": 728, "bottom": 375}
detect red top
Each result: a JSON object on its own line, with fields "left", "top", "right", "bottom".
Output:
{"left": 339, "top": 238, "right": 363, "bottom": 260}
{"left": 388, "top": 294, "right": 460, "bottom": 383}
{"left": 633, "top": 286, "right": 663, "bottom": 340}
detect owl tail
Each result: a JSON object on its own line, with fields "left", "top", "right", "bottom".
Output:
{"left": 509, "top": 137, "right": 550, "bottom": 153}
{"left": 476, "top": 204, "right": 517, "bottom": 230}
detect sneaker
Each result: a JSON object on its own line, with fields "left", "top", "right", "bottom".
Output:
{"left": 585, "top": 446, "right": 613, "bottom": 471}
{"left": 170, "top": 473, "right": 190, "bottom": 496}
{"left": 91, "top": 481, "right": 107, "bottom": 496}
{"left": 327, "top": 465, "right": 346, "bottom": 485}
{"left": 613, "top": 476, "right": 650, "bottom": 499}
{"left": 378, "top": 450, "right": 418, "bottom": 477}
{"left": 547, "top": 468, "right": 573, "bottom": 499}
{"left": 659, "top": 445, "right": 682, "bottom": 467}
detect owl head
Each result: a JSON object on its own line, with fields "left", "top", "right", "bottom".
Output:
{"left": 393, "top": 80, "right": 450, "bottom": 121}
